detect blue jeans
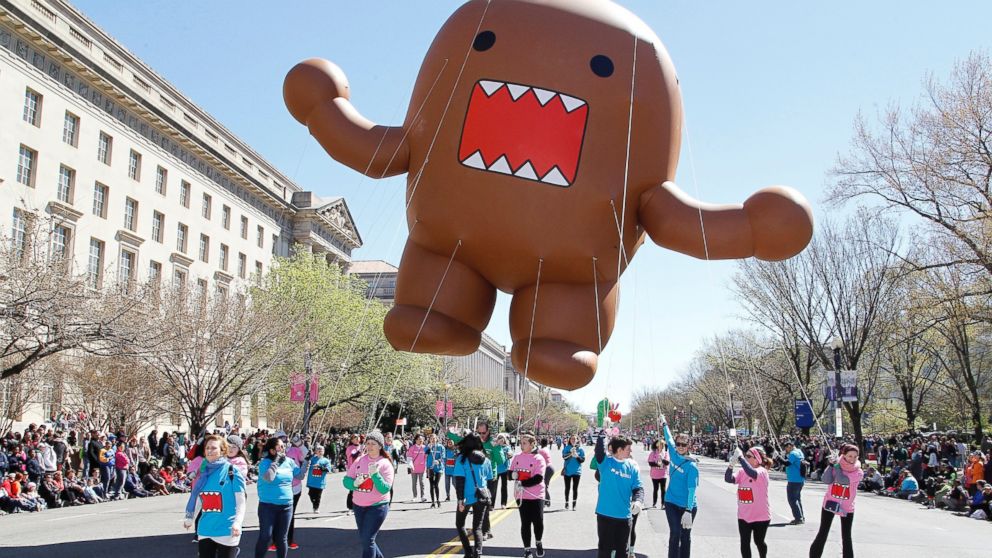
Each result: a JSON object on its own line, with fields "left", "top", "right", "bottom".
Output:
{"left": 255, "top": 502, "right": 293, "bottom": 558}
{"left": 665, "top": 503, "right": 697, "bottom": 558}
{"left": 786, "top": 482, "right": 805, "bottom": 521}
{"left": 354, "top": 503, "right": 389, "bottom": 558}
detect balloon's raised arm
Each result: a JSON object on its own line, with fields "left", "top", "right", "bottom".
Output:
{"left": 284, "top": 58, "right": 409, "bottom": 179}
{"left": 638, "top": 181, "right": 813, "bottom": 262}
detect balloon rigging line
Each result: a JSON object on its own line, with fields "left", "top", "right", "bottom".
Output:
{"left": 615, "top": 35, "right": 638, "bottom": 280}
{"left": 740, "top": 346, "right": 783, "bottom": 455}
{"left": 371, "top": 239, "right": 463, "bottom": 430}
{"left": 514, "top": 258, "right": 544, "bottom": 436}
{"left": 775, "top": 340, "right": 833, "bottom": 448}
{"left": 592, "top": 258, "right": 604, "bottom": 357}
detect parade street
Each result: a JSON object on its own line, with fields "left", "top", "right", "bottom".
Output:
{"left": 3, "top": 447, "right": 987, "bottom": 558}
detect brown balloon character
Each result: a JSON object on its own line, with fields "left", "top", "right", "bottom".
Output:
{"left": 283, "top": 0, "right": 814, "bottom": 390}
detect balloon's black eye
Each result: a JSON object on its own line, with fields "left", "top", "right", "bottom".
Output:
{"left": 473, "top": 31, "right": 496, "bottom": 52}
{"left": 590, "top": 55, "right": 614, "bottom": 78}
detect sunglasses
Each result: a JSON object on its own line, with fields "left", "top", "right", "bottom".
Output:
{"left": 676, "top": 443, "right": 688, "bottom": 448}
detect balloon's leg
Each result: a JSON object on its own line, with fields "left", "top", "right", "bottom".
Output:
{"left": 508, "top": 281, "right": 618, "bottom": 390}
{"left": 383, "top": 240, "right": 496, "bottom": 355}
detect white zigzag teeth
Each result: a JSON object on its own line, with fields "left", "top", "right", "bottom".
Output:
{"left": 514, "top": 162, "right": 538, "bottom": 180}
{"left": 489, "top": 155, "right": 513, "bottom": 174}
{"left": 479, "top": 80, "right": 504, "bottom": 96}
{"left": 559, "top": 94, "right": 586, "bottom": 113}
{"left": 507, "top": 83, "right": 529, "bottom": 101}
{"left": 532, "top": 88, "right": 555, "bottom": 106}
{"left": 462, "top": 151, "right": 486, "bottom": 170}
{"left": 541, "top": 167, "right": 569, "bottom": 186}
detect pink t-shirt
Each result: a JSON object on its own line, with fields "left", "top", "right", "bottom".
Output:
{"left": 346, "top": 444, "right": 361, "bottom": 468}
{"left": 538, "top": 448, "right": 553, "bottom": 470}
{"left": 347, "top": 454, "right": 394, "bottom": 507}
{"left": 510, "top": 452, "right": 547, "bottom": 500}
{"left": 734, "top": 467, "right": 770, "bottom": 523}
{"left": 286, "top": 446, "right": 307, "bottom": 491}
{"left": 822, "top": 462, "right": 864, "bottom": 515}
{"left": 407, "top": 444, "right": 427, "bottom": 474}
{"left": 648, "top": 449, "right": 669, "bottom": 480}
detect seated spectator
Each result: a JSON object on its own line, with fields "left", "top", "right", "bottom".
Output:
{"left": 861, "top": 466, "right": 884, "bottom": 492}
{"left": 39, "top": 473, "right": 62, "bottom": 509}
{"left": 61, "top": 470, "right": 86, "bottom": 506}
{"left": 4, "top": 473, "right": 23, "bottom": 498}
{"left": 0, "top": 485, "right": 33, "bottom": 514}
{"left": 19, "top": 482, "right": 44, "bottom": 512}
{"left": 939, "top": 480, "right": 969, "bottom": 512}
{"left": 123, "top": 467, "right": 152, "bottom": 498}
{"left": 81, "top": 477, "right": 104, "bottom": 503}
{"left": 142, "top": 466, "right": 169, "bottom": 496}
{"left": 897, "top": 470, "right": 920, "bottom": 499}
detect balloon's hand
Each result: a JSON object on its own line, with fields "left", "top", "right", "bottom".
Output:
{"left": 284, "top": 59, "right": 351, "bottom": 125}
{"left": 743, "top": 186, "right": 814, "bottom": 261}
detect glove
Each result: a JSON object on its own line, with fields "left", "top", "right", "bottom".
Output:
{"left": 827, "top": 451, "right": 839, "bottom": 465}
{"left": 630, "top": 501, "right": 643, "bottom": 516}
{"left": 510, "top": 471, "right": 519, "bottom": 480}
{"left": 659, "top": 414, "right": 667, "bottom": 426}
{"left": 183, "top": 517, "right": 193, "bottom": 530}
{"left": 681, "top": 510, "right": 693, "bottom": 529}
{"left": 732, "top": 448, "right": 744, "bottom": 461}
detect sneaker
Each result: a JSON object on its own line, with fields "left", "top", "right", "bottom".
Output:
{"left": 484, "top": 532, "right": 494, "bottom": 540}
{"left": 536, "top": 542, "right": 545, "bottom": 557}
{"left": 524, "top": 550, "right": 534, "bottom": 558}
{"left": 268, "top": 545, "right": 276, "bottom": 552}
{"left": 572, "top": 502, "right": 577, "bottom": 511}
{"left": 789, "top": 518, "right": 805, "bottom": 525}
{"left": 289, "top": 542, "right": 299, "bottom": 550}
{"left": 564, "top": 501, "right": 570, "bottom": 510}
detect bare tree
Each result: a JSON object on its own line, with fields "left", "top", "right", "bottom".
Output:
{"left": 61, "top": 354, "right": 166, "bottom": 434}
{"left": 829, "top": 51, "right": 992, "bottom": 300}
{"left": 140, "top": 287, "right": 296, "bottom": 436}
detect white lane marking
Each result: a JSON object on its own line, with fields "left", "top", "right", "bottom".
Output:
{"left": 46, "top": 507, "right": 128, "bottom": 522}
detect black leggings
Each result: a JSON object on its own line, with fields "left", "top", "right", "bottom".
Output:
{"left": 428, "top": 470, "right": 442, "bottom": 504}
{"left": 630, "top": 512, "right": 638, "bottom": 547}
{"left": 308, "top": 487, "right": 323, "bottom": 511}
{"left": 456, "top": 501, "right": 487, "bottom": 556}
{"left": 197, "top": 538, "right": 239, "bottom": 558}
{"left": 564, "top": 475, "right": 581, "bottom": 503}
{"left": 809, "top": 509, "right": 854, "bottom": 558}
{"left": 287, "top": 491, "right": 301, "bottom": 544}
{"left": 498, "top": 471, "right": 510, "bottom": 507}
{"left": 652, "top": 478, "right": 667, "bottom": 507}
{"left": 738, "top": 519, "right": 769, "bottom": 558}
{"left": 518, "top": 499, "right": 545, "bottom": 547}
{"left": 596, "top": 514, "right": 631, "bottom": 558}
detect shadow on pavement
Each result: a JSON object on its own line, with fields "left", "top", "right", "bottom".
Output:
{"left": 6, "top": 526, "right": 465, "bottom": 558}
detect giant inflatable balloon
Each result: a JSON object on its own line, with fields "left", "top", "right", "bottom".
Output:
{"left": 284, "top": 0, "right": 814, "bottom": 391}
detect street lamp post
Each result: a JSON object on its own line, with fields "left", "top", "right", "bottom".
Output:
{"left": 689, "top": 400, "right": 695, "bottom": 437}
{"left": 830, "top": 337, "right": 843, "bottom": 438}
{"left": 302, "top": 351, "right": 313, "bottom": 437}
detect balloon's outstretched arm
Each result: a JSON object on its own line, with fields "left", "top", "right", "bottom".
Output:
{"left": 637, "top": 181, "right": 813, "bottom": 262}
{"left": 284, "top": 59, "right": 410, "bottom": 179}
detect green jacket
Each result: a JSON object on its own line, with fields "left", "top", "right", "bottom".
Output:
{"left": 446, "top": 431, "right": 507, "bottom": 469}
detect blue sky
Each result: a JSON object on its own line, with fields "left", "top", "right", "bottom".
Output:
{"left": 70, "top": 1, "right": 992, "bottom": 413}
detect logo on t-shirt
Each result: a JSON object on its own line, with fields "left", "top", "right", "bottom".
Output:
{"left": 312, "top": 467, "right": 324, "bottom": 477}
{"left": 445, "top": 458, "right": 456, "bottom": 467}
{"left": 830, "top": 483, "right": 851, "bottom": 500}
{"left": 200, "top": 491, "right": 223, "bottom": 512}
{"left": 355, "top": 477, "right": 374, "bottom": 493}
{"left": 737, "top": 486, "right": 754, "bottom": 504}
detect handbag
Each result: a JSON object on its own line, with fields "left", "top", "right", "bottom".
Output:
{"left": 471, "top": 462, "right": 492, "bottom": 505}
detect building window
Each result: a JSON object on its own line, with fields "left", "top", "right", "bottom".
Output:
{"left": 180, "top": 181, "right": 191, "bottom": 208}
{"left": 222, "top": 205, "right": 231, "bottom": 230}
{"left": 199, "top": 234, "right": 209, "bottom": 263}
{"left": 17, "top": 145, "right": 36, "bottom": 187}
{"left": 92, "top": 183, "right": 108, "bottom": 218}
{"left": 155, "top": 166, "right": 167, "bottom": 195}
{"left": 240, "top": 216, "right": 248, "bottom": 240}
{"left": 128, "top": 150, "right": 141, "bottom": 180}
{"left": 255, "top": 261, "right": 263, "bottom": 278}
{"left": 219, "top": 244, "right": 229, "bottom": 271}
{"left": 196, "top": 278, "right": 208, "bottom": 302}
{"left": 256, "top": 225, "right": 264, "bottom": 249}
{"left": 57, "top": 165, "right": 75, "bottom": 204}
{"left": 124, "top": 198, "right": 138, "bottom": 231}
{"left": 12, "top": 209, "right": 28, "bottom": 261}
{"left": 238, "top": 253, "right": 247, "bottom": 279}
{"left": 173, "top": 267, "right": 187, "bottom": 288}
{"left": 152, "top": 211, "right": 164, "bottom": 243}
{"left": 177, "top": 223, "right": 188, "bottom": 253}
{"left": 149, "top": 260, "right": 162, "bottom": 284}
{"left": 63, "top": 112, "right": 79, "bottom": 146}
{"left": 23, "top": 88, "right": 42, "bottom": 126}
{"left": 202, "top": 193, "right": 212, "bottom": 220}
{"left": 97, "top": 132, "right": 112, "bottom": 165}
{"left": 216, "top": 284, "right": 228, "bottom": 299}
{"left": 272, "top": 234, "right": 279, "bottom": 256}
{"left": 88, "top": 238, "right": 104, "bottom": 288}
{"left": 119, "top": 249, "right": 136, "bottom": 291}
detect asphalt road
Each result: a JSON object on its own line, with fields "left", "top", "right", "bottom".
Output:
{"left": 3, "top": 446, "right": 989, "bottom": 557}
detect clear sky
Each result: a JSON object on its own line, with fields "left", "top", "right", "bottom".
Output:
{"left": 68, "top": 0, "right": 992, "bottom": 414}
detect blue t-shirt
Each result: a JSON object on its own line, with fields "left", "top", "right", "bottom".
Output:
{"left": 452, "top": 455, "right": 493, "bottom": 506}
{"left": 595, "top": 456, "right": 642, "bottom": 519}
{"left": 444, "top": 448, "right": 458, "bottom": 476}
{"left": 562, "top": 445, "right": 585, "bottom": 476}
{"left": 197, "top": 463, "right": 246, "bottom": 538}
{"left": 258, "top": 457, "right": 300, "bottom": 505}
{"left": 786, "top": 449, "right": 806, "bottom": 484}
{"left": 306, "top": 456, "right": 332, "bottom": 489}
{"left": 426, "top": 444, "right": 445, "bottom": 473}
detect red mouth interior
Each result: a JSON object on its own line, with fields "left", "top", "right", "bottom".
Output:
{"left": 459, "top": 81, "right": 588, "bottom": 184}
{"left": 200, "top": 492, "right": 222, "bottom": 511}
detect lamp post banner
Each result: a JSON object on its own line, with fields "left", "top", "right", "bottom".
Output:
{"left": 795, "top": 399, "right": 814, "bottom": 429}
{"left": 824, "top": 370, "right": 858, "bottom": 402}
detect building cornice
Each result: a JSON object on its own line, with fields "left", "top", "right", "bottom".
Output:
{"left": 46, "top": 200, "right": 83, "bottom": 222}
{"left": 169, "top": 252, "right": 194, "bottom": 268}
{"left": 115, "top": 229, "right": 144, "bottom": 248}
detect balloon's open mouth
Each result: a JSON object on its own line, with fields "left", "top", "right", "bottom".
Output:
{"left": 458, "top": 79, "right": 588, "bottom": 187}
